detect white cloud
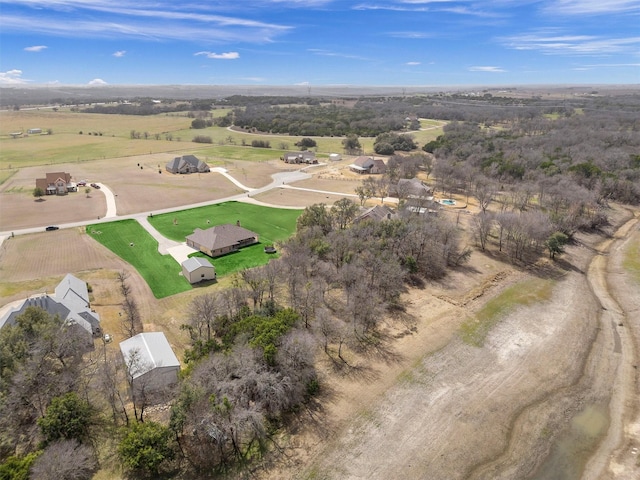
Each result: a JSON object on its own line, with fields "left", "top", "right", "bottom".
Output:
{"left": 24, "top": 45, "right": 48, "bottom": 52}
{"left": 501, "top": 30, "right": 640, "bottom": 55}
{"left": 469, "top": 66, "right": 505, "bottom": 72}
{"left": 307, "top": 48, "right": 369, "bottom": 61}
{"left": 1, "top": 3, "right": 292, "bottom": 43}
{"left": 88, "top": 78, "right": 108, "bottom": 85}
{"left": 195, "top": 51, "right": 240, "bottom": 59}
{"left": 406, "top": 61, "right": 421, "bottom": 65}
{"left": 113, "top": 50, "right": 126, "bottom": 57}
{"left": 544, "top": 0, "right": 640, "bottom": 15}
{"left": 388, "top": 31, "right": 433, "bottom": 39}
{"left": 0, "top": 69, "right": 27, "bottom": 84}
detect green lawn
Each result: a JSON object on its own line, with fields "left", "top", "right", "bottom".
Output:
{"left": 87, "top": 203, "right": 301, "bottom": 298}
{"left": 148, "top": 201, "right": 301, "bottom": 244}
{"left": 623, "top": 238, "right": 640, "bottom": 285}
{"left": 86, "top": 219, "right": 192, "bottom": 299}
{"left": 148, "top": 201, "right": 302, "bottom": 279}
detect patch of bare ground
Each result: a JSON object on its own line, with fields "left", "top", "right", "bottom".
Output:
{"left": 252, "top": 187, "right": 356, "bottom": 208}
{"left": 0, "top": 155, "right": 260, "bottom": 229}
{"left": 249, "top": 204, "right": 640, "bottom": 480}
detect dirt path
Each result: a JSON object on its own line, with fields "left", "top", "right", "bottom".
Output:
{"left": 261, "top": 206, "right": 639, "bottom": 480}
{"left": 583, "top": 210, "right": 640, "bottom": 479}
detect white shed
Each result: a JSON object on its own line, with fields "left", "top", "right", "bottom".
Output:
{"left": 181, "top": 256, "right": 216, "bottom": 284}
{"left": 120, "top": 332, "right": 180, "bottom": 396}
{"left": 329, "top": 153, "right": 342, "bottom": 162}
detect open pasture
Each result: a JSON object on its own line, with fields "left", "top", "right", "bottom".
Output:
{"left": 0, "top": 109, "right": 194, "bottom": 168}
{"left": 0, "top": 155, "right": 287, "bottom": 229}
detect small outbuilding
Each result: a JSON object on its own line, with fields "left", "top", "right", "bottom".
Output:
{"left": 282, "top": 151, "right": 317, "bottom": 164}
{"left": 120, "top": 332, "right": 180, "bottom": 396}
{"left": 181, "top": 257, "right": 216, "bottom": 284}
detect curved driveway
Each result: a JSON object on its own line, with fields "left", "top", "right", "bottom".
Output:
{"left": 0, "top": 166, "right": 317, "bottom": 257}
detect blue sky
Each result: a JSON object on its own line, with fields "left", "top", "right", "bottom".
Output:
{"left": 1, "top": 0, "right": 639, "bottom": 86}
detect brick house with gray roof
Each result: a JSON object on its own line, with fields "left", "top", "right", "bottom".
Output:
{"left": 186, "top": 223, "right": 259, "bottom": 258}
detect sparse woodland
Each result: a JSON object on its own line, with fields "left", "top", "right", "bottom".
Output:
{"left": 1, "top": 91, "right": 639, "bottom": 479}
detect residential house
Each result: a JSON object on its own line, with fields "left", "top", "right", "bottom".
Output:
{"left": 349, "top": 156, "right": 386, "bottom": 174}
{"left": 353, "top": 204, "right": 398, "bottom": 224}
{"left": 181, "top": 257, "right": 216, "bottom": 284}
{"left": 119, "top": 332, "right": 180, "bottom": 397}
{"left": 186, "top": 223, "right": 259, "bottom": 258}
{"left": 165, "top": 155, "right": 210, "bottom": 174}
{"left": 36, "top": 172, "right": 76, "bottom": 195}
{"left": 282, "top": 151, "right": 317, "bottom": 164}
{"left": 395, "top": 178, "right": 433, "bottom": 199}
{"left": 0, "top": 273, "right": 101, "bottom": 345}
{"left": 370, "top": 158, "right": 387, "bottom": 174}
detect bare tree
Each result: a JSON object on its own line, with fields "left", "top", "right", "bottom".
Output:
{"left": 30, "top": 439, "right": 97, "bottom": 480}
{"left": 474, "top": 178, "right": 497, "bottom": 213}
{"left": 186, "top": 292, "right": 220, "bottom": 342}
{"left": 472, "top": 211, "right": 494, "bottom": 251}
{"left": 117, "top": 271, "right": 142, "bottom": 338}
{"left": 240, "top": 269, "right": 267, "bottom": 312}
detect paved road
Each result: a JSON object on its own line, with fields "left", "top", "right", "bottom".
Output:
{"left": 0, "top": 166, "right": 315, "bottom": 252}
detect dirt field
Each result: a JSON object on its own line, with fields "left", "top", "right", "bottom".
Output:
{"left": 1, "top": 149, "right": 639, "bottom": 479}
{"left": 0, "top": 155, "right": 295, "bottom": 229}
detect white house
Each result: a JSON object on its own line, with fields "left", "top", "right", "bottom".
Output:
{"left": 120, "top": 332, "right": 180, "bottom": 396}
{"left": 181, "top": 257, "right": 216, "bottom": 284}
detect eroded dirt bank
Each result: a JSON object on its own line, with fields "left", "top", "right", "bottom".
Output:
{"left": 257, "top": 205, "right": 639, "bottom": 480}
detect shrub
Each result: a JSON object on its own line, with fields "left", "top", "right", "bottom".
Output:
{"left": 251, "top": 139, "right": 271, "bottom": 148}
{"left": 192, "top": 135, "right": 213, "bottom": 144}
{"left": 118, "top": 422, "right": 175, "bottom": 477}
{"left": 191, "top": 118, "right": 206, "bottom": 129}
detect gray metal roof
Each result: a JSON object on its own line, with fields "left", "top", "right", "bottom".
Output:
{"left": 181, "top": 256, "right": 214, "bottom": 273}
{"left": 119, "top": 332, "right": 180, "bottom": 379}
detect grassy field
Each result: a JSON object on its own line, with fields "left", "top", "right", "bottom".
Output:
{"left": 459, "top": 277, "right": 555, "bottom": 347}
{"left": 86, "top": 219, "right": 192, "bottom": 299}
{"left": 149, "top": 201, "right": 302, "bottom": 279}
{"left": 86, "top": 203, "right": 301, "bottom": 298}
{"left": 623, "top": 237, "right": 640, "bottom": 284}
{"left": 1, "top": 108, "right": 444, "bottom": 170}
{"left": 148, "top": 201, "right": 301, "bottom": 243}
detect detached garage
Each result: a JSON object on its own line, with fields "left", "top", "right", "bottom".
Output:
{"left": 182, "top": 256, "right": 216, "bottom": 284}
{"left": 120, "top": 332, "right": 180, "bottom": 398}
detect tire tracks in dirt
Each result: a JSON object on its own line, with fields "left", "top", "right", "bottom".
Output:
{"left": 466, "top": 209, "right": 640, "bottom": 480}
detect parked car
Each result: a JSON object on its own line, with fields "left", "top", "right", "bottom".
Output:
{"left": 76, "top": 181, "right": 86, "bottom": 186}
{"left": 45, "top": 226, "right": 59, "bottom": 231}
{"left": 90, "top": 183, "right": 100, "bottom": 189}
